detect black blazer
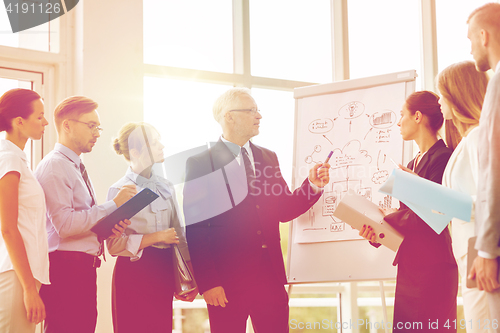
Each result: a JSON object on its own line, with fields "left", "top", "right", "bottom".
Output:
{"left": 384, "top": 139, "right": 456, "bottom": 267}
{"left": 183, "top": 140, "right": 322, "bottom": 293}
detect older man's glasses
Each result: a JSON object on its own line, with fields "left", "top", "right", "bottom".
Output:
{"left": 69, "top": 119, "right": 103, "bottom": 135}
{"left": 229, "top": 108, "right": 260, "bottom": 114}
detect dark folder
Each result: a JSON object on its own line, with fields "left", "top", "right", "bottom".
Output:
{"left": 91, "top": 188, "right": 159, "bottom": 238}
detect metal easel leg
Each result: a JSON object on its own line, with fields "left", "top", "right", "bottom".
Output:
{"left": 379, "top": 281, "right": 389, "bottom": 333}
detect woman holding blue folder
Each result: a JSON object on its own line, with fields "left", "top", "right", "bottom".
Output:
{"left": 439, "top": 61, "right": 490, "bottom": 333}
{"left": 107, "top": 122, "right": 198, "bottom": 333}
{"left": 360, "top": 91, "right": 458, "bottom": 332}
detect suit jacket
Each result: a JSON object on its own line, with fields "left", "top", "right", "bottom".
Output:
{"left": 384, "top": 139, "right": 456, "bottom": 268}
{"left": 476, "top": 64, "right": 500, "bottom": 256}
{"left": 183, "top": 140, "right": 322, "bottom": 294}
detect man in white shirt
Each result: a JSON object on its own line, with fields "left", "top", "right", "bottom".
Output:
{"left": 467, "top": 3, "right": 500, "bottom": 328}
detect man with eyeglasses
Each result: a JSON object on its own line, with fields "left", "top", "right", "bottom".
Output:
{"left": 183, "top": 88, "right": 330, "bottom": 332}
{"left": 34, "top": 96, "right": 136, "bottom": 333}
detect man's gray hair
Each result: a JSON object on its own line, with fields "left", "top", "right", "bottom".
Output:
{"left": 213, "top": 87, "right": 252, "bottom": 124}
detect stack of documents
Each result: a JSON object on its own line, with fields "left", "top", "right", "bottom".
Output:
{"left": 333, "top": 191, "right": 404, "bottom": 252}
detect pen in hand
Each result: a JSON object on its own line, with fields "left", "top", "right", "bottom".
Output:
{"left": 313, "top": 151, "right": 332, "bottom": 186}
{"left": 324, "top": 151, "right": 333, "bottom": 164}
{"left": 390, "top": 158, "right": 401, "bottom": 169}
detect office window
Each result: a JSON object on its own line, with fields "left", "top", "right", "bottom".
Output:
{"left": 0, "top": 77, "right": 36, "bottom": 167}
{"left": 0, "top": 8, "right": 60, "bottom": 52}
{"left": 251, "top": 88, "right": 294, "bottom": 184}
{"left": 250, "top": 0, "right": 332, "bottom": 83}
{"left": 143, "top": 0, "right": 233, "bottom": 73}
{"left": 436, "top": 0, "right": 492, "bottom": 72}
{"left": 0, "top": 76, "right": 31, "bottom": 92}
{"left": 143, "top": 76, "right": 230, "bottom": 155}
{"left": 348, "top": 0, "right": 420, "bottom": 81}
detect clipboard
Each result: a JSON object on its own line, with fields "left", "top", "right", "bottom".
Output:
{"left": 333, "top": 191, "right": 404, "bottom": 252}
{"left": 91, "top": 188, "right": 159, "bottom": 238}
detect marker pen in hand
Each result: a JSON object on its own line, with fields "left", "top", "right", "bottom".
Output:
{"left": 390, "top": 158, "right": 401, "bottom": 169}
{"left": 317, "top": 151, "right": 333, "bottom": 179}
{"left": 324, "top": 151, "right": 333, "bottom": 164}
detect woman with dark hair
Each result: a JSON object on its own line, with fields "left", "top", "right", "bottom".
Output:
{"left": 0, "top": 88, "right": 49, "bottom": 332}
{"left": 360, "top": 91, "right": 458, "bottom": 332}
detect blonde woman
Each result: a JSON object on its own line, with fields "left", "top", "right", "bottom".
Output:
{"left": 439, "top": 60, "right": 490, "bottom": 333}
{"left": 0, "top": 89, "right": 49, "bottom": 332}
{"left": 108, "top": 122, "right": 198, "bottom": 333}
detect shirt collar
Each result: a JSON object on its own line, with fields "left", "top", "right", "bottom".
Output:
{"left": 124, "top": 166, "right": 171, "bottom": 212}
{"left": 0, "top": 139, "right": 28, "bottom": 163}
{"left": 55, "top": 143, "right": 81, "bottom": 166}
{"left": 124, "top": 166, "right": 159, "bottom": 186}
{"left": 220, "top": 136, "right": 252, "bottom": 157}
{"left": 496, "top": 60, "right": 500, "bottom": 73}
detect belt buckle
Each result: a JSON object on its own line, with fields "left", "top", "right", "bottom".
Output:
{"left": 93, "top": 257, "right": 101, "bottom": 268}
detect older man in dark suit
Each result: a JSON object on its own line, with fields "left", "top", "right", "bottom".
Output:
{"left": 183, "top": 88, "right": 330, "bottom": 333}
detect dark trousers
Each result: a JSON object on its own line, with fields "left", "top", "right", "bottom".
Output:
{"left": 41, "top": 251, "right": 98, "bottom": 333}
{"left": 112, "top": 247, "right": 175, "bottom": 333}
{"left": 207, "top": 249, "right": 289, "bottom": 333}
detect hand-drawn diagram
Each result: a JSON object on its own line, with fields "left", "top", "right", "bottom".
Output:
{"left": 304, "top": 145, "right": 322, "bottom": 164}
{"left": 372, "top": 170, "right": 389, "bottom": 184}
{"left": 375, "top": 129, "right": 392, "bottom": 143}
{"left": 364, "top": 110, "right": 397, "bottom": 143}
{"left": 329, "top": 140, "right": 372, "bottom": 169}
{"left": 379, "top": 195, "right": 392, "bottom": 209}
{"left": 302, "top": 208, "right": 327, "bottom": 232}
{"left": 339, "top": 101, "right": 365, "bottom": 119}
{"left": 370, "top": 110, "right": 397, "bottom": 128}
{"left": 294, "top": 82, "right": 407, "bottom": 243}
{"left": 304, "top": 140, "right": 376, "bottom": 236}
{"left": 321, "top": 178, "right": 373, "bottom": 234}
{"left": 372, "top": 150, "right": 390, "bottom": 184}
{"left": 309, "top": 118, "right": 334, "bottom": 134}
{"left": 338, "top": 101, "right": 365, "bottom": 132}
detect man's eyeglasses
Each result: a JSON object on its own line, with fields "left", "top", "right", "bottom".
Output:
{"left": 229, "top": 108, "right": 260, "bottom": 114}
{"left": 69, "top": 119, "right": 103, "bottom": 135}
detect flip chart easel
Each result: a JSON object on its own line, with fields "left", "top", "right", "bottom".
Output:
{"left": 287, "top": 70, "right": 417, "bottom": 333}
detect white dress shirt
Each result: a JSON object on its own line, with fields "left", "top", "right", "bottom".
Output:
{"left": 221, "top": 136, "right": 255, "bottom": 170}
{"left": 0, "top": 139, "right": 49, "bottom": 284}
{"left": 443, "top": 126, "right": 479, "bottom": 260}
{"left": 106, "top": 167, "right": 190, "bottom": 261}
{"left": 220, "top": 136, "right": 322, "bottom": 193}
{"left": 34, "top": 143, "right": 117, "bottom": 256}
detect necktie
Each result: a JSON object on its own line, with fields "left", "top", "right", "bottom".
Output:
{"left": 80, "top": 162, "right": 104, "bottom": 259}
{"left": 80, "top": 162, "right": 96, "bottom": 207}
{"left": 241, "top": 147, "right": 266, "bottom": 248}
{"left": 241, "top": 147, "right": 255, "bottom": 194}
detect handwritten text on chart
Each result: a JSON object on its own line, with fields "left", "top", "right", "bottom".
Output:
{"left": 309, "top": 118, "right": 334, "bottom": 134}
